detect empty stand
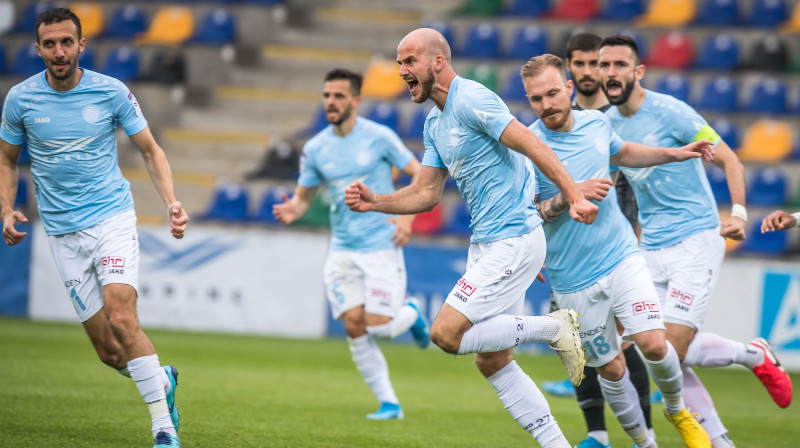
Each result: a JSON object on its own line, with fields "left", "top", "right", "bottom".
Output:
{"left": 737, "top": 219, "right": 789, "bottom": 255}
{"left": 79, "top": 46, "right": 95, "bottom": 71}
{"left": 136, "top": 7, "right": 195, "bottom": 46}
{"left": 105, "top": 5, "right": 147, "bottom": 39}
{"left": 501, "top": 70, "right": 527, "bottom": 102}
{"left": 654, "top": 74, "right": 690, "bottom": 104}
{"left": 443, "top": 201, "right": 472, "bottom": 236}
{"left": 695, "top": 34, "right": 739, "bottom": 71}
{"left": 101, "top": 46, "right": 141, "bottom": 82}
{"left": 747, "top": 0, "right": 788, "bottom": 27}
{"left": 366, "top": 102, "right": 401, "bottom": 133}
{"left": 0, "top": 0, "right": 14, "bottom": 36}
{"left": 782, "top": 0, "right": 800, "bottom": 31}
{"left": 507, "top": 0, "right": 550, "bottom": 16}
{"left": 10, "top": 44, "right": 42, "bottom": 77}
{"left": 737, "top": 120, "right": 792, "bottom": 163}
{"left": 403, "top": 107, "right": 429, "bottom": 139}
{"left": 461, "top": 0, "right": 504, "bottom": 16}
{"left": 507, "top": 25, "right": 548, "bottom": 61}
{"left": 0, "top": 44, "right": 6, "bottom": 73}
{"left": 745, "top": 78, "right": 788, "bottom": 114}
{"left": 747, "top": 35, "right": 790, "bottom": 72}
{"left": 646, "top": 32, "right": 694, "bottom": 69}
{"left": 204, "top": 184, "right": 250, "bottom": 221}
{"left": 424, "top": 20, "right": 455, "bottom": 47}
{"left": 600, "top": 0, "right": 644, "bottom": 20}
{"left": 746, "top": 167, "right": 788, "bottom": 206}
{"left": 411, "top": 203, "right": 444, "bottom": 235}
{"left": 12, "top": 1, "right": 54, "bottom": 34}
{"left": 709, "top": 117, "right": 739, "bottom": 147}
{"left": 695, "top": 0, "right": 739, "bottom": 25}
{"left": 697, "top": 77, "right": 738, "bottom": 112}
{"left": 550, "top": 0, "right": 598, "bottom": 21}
{"left": 637, "top": 0, "right": 695, "bottom": 27}
{"left": 463, "top": 64, "right": 500, "bottom": 92}
{"left": 362, "top": 59, "right": 408, "bottom": 100}
{"left": 72, "top": 2, "right": 105, "bottom": 39}
{"left": 460, "top": 22, "right": 501, "bottom": 59}
{"left": 193, "top": 8, "right": 236, "bottom": 45}
{"left": 706, "top": 165, "right": 731, "bottom": 205}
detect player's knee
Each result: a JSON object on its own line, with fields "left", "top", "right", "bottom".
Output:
{"left": 430, "top": 325, "right": 459, "bottom": 354}
{"left": 639, "top": 340, "right": 667, "bottom": 361}
{"left": 107, "top": 311, "right": 140, "bottom": 335}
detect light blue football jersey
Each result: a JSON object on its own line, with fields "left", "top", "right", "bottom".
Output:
{"left": 421, "top": 76, "right": 542, "bottom": 243}
{"left": 605, "top": 90, "right": 720, "bottom": 249}
{"left": 531, "top": 110, "right": 639, "bottom": 293}
{"left": 298, "top": 117, "right": 414, "bottom": 251}
{"left": 1, "top": 70, "right": 147, "bottom": 235}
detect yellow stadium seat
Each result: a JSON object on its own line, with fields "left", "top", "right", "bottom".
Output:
{"left": 361, "top": 59, "right": 407, "bottom": 100}
{"left": 636, "top": 0, "right": 696, "bottom": 27}
{"left": 737, "top": 120, "right": 792, "bottom": 163}
{"left": 781, "top": 2, "right": 800, "bottom": 32}
{"left": 72, "top": 2, "right": 105, "bottom": 39}
{"left": 136, "top": 7, "right": 195, "bottom": 45}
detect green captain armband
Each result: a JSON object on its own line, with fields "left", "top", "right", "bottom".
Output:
{"left": 693, "top": 124, "right": 721, "bottom": 145}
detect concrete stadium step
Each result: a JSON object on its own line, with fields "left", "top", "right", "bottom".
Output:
{"left": 180, "top": 101, "right": 315, "bottom": 134}
{"left": 226, "top": 66, "right": 333, "bottom": 91}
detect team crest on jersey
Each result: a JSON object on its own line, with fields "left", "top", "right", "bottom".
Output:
{"left": 82, "top": 105, "right": 100, "bottom": 123}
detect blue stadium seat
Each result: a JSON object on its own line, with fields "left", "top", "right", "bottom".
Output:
{"left": 745, "top": 78, "right": 787, "bottom": 114}
{"left": 366, "top": 102, "right": 400, "bottom": 133}
{"left": 306, "top": 106, "right": 328, "bottom": 135}
{"left": 709, "top": 117, "right": 739, "bottom": 148}
{"left": 507, "top": 0, "right": 549, "bottom": 16}
{"left": 706, "top": 165, "right": 731, "bottom": 205}
{"left": 253, "top": 185, "right": 293, "bottom": 223}
{"left": 654, "top": 74, "right": 690, "bottom": 103}
{"left": 193, "top": 8, "right": 236, "bottom": 44}
{"left": 79, "top": 46, "right": 96, "bottom": 71}
{"left": 0, "top": 44, "right": 6, "bottom": 73}
{"left": 507, "top": 25, "right": 548, "bottom": 60}
{"left": 403, "top": 107, "right": 429, "bottom": 139}
{"left": 10, "top": 44, "right": 42, "bottom": 77}
{"left": 502, "top": 70, "right": 527, "bottom": 102}
{"left": 15, "top": 173, "right": 28, "bottom": 209}
{"left": 601, "top": 0, "right": 644, "bottom": 20}
{"left": 514, "top": 108, "right": 538, "bottom": 127}
{"left": 697, "top": 77, "right": 738, "bottom": 112}
{"left": 443, "top": 201, "right": 472, "bottom": 236}
{"left": 695, "top": 34, "right": 739, "bottom": 70}
{"left": 105, "top": 5, "right": 147, "bottom": 39}
{"left": 737, "top": 219, "right": 788, "bottom": 255}
{"left": 12, "top": 1, "right": 54, "bottom": 34}
{"left": 461, "top": 23, "right": 501, "bottom": 59}
{"left": 747, "top": 167, "right": 787, "bottom": 206}
{"left": 747, "top": 0, "right": 788, "bottom": 27}
{"left": 204, "top": 184, "right": 250, "bottom": 221}
{"left": 695, "top": 0, "right": 739, "bottom": 25}
{"left": 102, "top": 46, "right": 141, "bottom": 82}
{"left": 424, "top": 21, "right": 455, "bottom": 47}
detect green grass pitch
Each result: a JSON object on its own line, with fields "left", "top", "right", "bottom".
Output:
{"left": 1, "top": 317, "right": 797, "bottom": 447}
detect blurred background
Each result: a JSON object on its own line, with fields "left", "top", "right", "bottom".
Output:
{"left": 1, "top": 0, "right": 799, "bottom": 368}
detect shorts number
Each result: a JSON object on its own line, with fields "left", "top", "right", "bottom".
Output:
{"left": 582, "top": 335, "right": 611, "bottom": 359}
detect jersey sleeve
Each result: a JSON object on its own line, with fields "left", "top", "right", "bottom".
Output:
{"left": 421, "top": 121, "right": 446, "bottom": 168}
{"left": 297, "top": 143, "right": 322, "bottom": 187}
{"left": 600, "top": 113, "right": 624, "bottom": 156}
{"left": 456, "top": 83, "right": 516, "bottom": 141}
{"left": 112, "top": 85, "right": 148, "bottom": 136}
{"left": 669, "top": 100, "right": 719, "bottom": 147}
{"left": 0, "top": 90, "right": 25, "bottom": 145}
{"left": 381, "top": 128, "right": 414, "bottom": 170}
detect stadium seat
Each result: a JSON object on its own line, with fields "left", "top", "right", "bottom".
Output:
{"left": 706, "top": 165, "right": 730, "bottom": 205}
{"left": 782, "top": 1, "right": 800, "bottom": 31}
{"left": 306, "top": 106, "right": 328, "bottom": 135}
{"left": 645, "top": 32, "right": 694, "bottom": 69}
{"left": 745, "top": 78, "right": 788, "bottom": 114}
{"left": 15, "top": 173, "right": 28, "bottom": 209}
{"left": 136, "top": 7, "right": 195, "bottom": 45}
{"left": 362, "top": 59, "right": 408, "bottom": 100}
{"left": 747, "top": 35, "right": 789, "bottom": 72}
{"left": 654, "top": 74, "right": 690, "bottom": 104}
{"left": 746, "top": 167, "right": 788, "bottom": 206}
{"left": 601, "top": 0, "right": 644, "bottom": 20}
{"left": 507, "top": 0, "right": 550, "bottom": 16}
{"left": 0, "top": 44, "right": 6, "bottom": 73}
{"left": 101, "top": 46, "right": 141, "bottom": 82}
{"left": 463, "top": 64, "right": 500, "bottom": 92}
{"left": 709, "top": 117, "right": 739, "bottom": 148}
{"left": 461, "top": 23, "right": 501, "bottom": 59}
{"left": 507, "top": 25, "right": 548, "bottom": 61}
{"left": 12, "top": 1, "right": 54, "bottom": 34}
{"left": 443, "top": 201, "right": 472, "bottom": 236}
{"left": 550, "top": 0, "right": 599, "bottom": 21}
{"left": 77, "top": 46, "right": 95, "bottom": 71}
{"left": 105, "top": 5, "right": 147, "bottom": 39}
{"left": 204, "top": 184, "right": 250, "bottom": 221}
{"left": 501, "top": 70, "right": 527, "bottom": 102}
{"left": 366, "top": 102, "right": 400, "bottom": 133}
{"left": 10, "top": 43, "right": 42, "bottom": 77}
{"left": 253, "top": 185, "right": 292, "bottom": 223}
{"left": 737, "top": 120, "right": 792, "bottom": 163}
{"left": 0, "top": 1, "right": 15, "bottom": 36}
{"left": 71, "top": 2, "right": 105, "bottom": 39}
{"left": 697, "top": 77, "right": 738, "bottom": 112}
{"left": 747, "top": 0, "right": 788, "bottom": 27}
{"left": 403, "top": 107, "right": 429, "bottom": 139}
{"left": 695, "top": 34, "right": 739, "bottom": 70}
{"left": 424, "top": 21, "right": 455, "bottom": 47}
{"left": 461, "top": 0, "right": 504, "bottom": 16}
{"left": 695, "top": 0, "right": 739, "bottom": 25}
{"left": 636, "top": 0, "right": 695, "bottom": 26}
{"left": 737, "top": 219, "right": 788, "bottom": 255}
{"left": 411, "top": 203, "right": 444, "bottom": 235}
{"left": 193, "top": 8, "right": 236, "bottom": 45}
{"left": 514, "top": 107, "right": 538, "bottom": 127}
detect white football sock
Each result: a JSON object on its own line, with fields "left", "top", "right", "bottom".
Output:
{"left": 683, "top": 333, "right": 762, "bottom": 369}
{"left": 457, "top": 315, "right": 560, "bottom": 355}
{"left": 682, "top": 367, "right": 728, "bottom": 440}
{"left": 366, "top": 304, "right": 418, "bottom": 339}
{"left": 348, "top": 335, "right": 398, "bottom": 404}
{"left": 642, "top": 341, "right": 684, "bottom": 415}
{"left": 488, "top": 361, "right": 567, "bottom": 446}
{"left": 711, "top": 433, "right": 737, "bottom": 448}
{"left": 598, "top": 370, "right": 652, "bottom": 447}
{"left": 116, "top": 367, "right": 131, "bottom": 378}
{"left": 128, "top": 354, "right": 174, "bottom": 437}
{"left": 587, "top": 431, "right": 609, "bottom": 445}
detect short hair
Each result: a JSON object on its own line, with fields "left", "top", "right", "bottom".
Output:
{"left": 565, "top": 33, "right": 602, "bottom": 60}
{"left": 599, "top": 34, "right": 640, "bottom": 64}
{"left": 324, "top": 68, "right": 363, "bottom": 96}
{"left": 36, "top": 8, "right": 82, "bottom": 43}
{"left": 520, "top": 54, "right": 567, "bottom": 82}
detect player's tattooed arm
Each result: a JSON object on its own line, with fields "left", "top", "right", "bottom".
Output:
{"left": 534, "top": 193, "right": 570, "bottom": 223}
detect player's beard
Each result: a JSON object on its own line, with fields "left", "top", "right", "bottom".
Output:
{"left": 602, "top": 76, "right": 635, "bottom": 105}
{"left": 574, "top": 76, "right": 600, "bottom": 97}
{"left": 327, "top": 103, "right": 353, "bottom": 126}
{"left": 541, "top": 108, "right": 569, "bottom": 130}
{"left": 410, "top": 67, "right": 435, "bottom": 104}
{"left": 47, "top": 54, "right": 79, "bottom": 81}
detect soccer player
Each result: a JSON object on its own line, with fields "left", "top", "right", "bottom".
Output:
{"left": 345, "top": 28, "right": 597, "bottom": 448}
{"left": 541, "top": 33, "right": 655, "bottom": 448}
{"left": 0, "top": 8, "right": 187, "bottom": 448}
{"left": 597, "top": 34, "right": 793, "bottom": 448}
{"left": 761, "top": 210, "right": 800, "bottom": 232}
{"left": 272, "top": 68, "right": 430, "bottom": 420}
{"left": 523, "top": 53, "right": 714, "bottom": 448}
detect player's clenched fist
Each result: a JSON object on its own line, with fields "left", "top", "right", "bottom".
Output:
{"left": 345, "top": 181, "right": 375, "bottom": 212}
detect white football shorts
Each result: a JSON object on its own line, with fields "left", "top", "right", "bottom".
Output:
{"left": 641, "top": 226, "right": 725, "bottom": 330}
{"left": 445, "top": 225, "right": 546, "bottom": 324}
{"left": 553, "top": 254, "right": 665, "bottom": 367}
{"left": 48, "top": 209, "right": 140, "bottom": 322}
{"left": 323, "top": 247, "right": 407, "bottom": 319}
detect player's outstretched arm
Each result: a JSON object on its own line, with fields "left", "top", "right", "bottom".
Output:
{"left": 535, "top": 178, "right": 613, "bottom": 223}
{"left": 611, "top": 140, "right": 714, "bottom": 168}
{"left": 345, "top": 165, "right": 447, "bottom": 215}
{"left": 499, "top": 119, "right": 597, "bottom": 224}
{"left": 762, "top": 210, "right": 798, "bottom": 233}
{"left": 0, "top": 140, "right": 28, "bottom": 245}
{"left": 130, "top": 127, "right": 189, "bottom": 239}
{"left": 711, "top": 140, "right": 747, "bottom": 241}
{"left": 273, "top": 185, "right": 317, "bottom": 225}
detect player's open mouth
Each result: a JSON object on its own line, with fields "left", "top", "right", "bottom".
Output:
{"left": 606, "top": 80, "right": 622, "bottom": 96}
{"left": 406, "top": 80, "right": 419, "bottom": 94}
